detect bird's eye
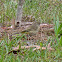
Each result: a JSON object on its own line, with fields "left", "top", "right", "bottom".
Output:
{"left": 17, "top": 22, "right": 20, "bottom": 24}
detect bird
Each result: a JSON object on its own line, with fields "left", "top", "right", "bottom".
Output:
{"left": 21, "top": 21, "right": 41, "bottom": 36}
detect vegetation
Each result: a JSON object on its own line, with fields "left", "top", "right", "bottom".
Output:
{"left": 0, "top": 0, "right": 62, "bottom": 62}
{"left": 0, "top": 0, "right": 62, "bottom": 23}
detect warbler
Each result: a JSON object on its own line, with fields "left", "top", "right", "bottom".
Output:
{"left": 21, "top": 21, "right": 41, "bottom": 36}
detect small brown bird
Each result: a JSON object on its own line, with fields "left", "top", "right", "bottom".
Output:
{"left": 21, "top": 21, "right": 40, "bottom": 36}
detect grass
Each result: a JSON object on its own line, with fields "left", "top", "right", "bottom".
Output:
{"left": 0, "top": 38, "right": 62, "bottom": 62}
{"left": 0, "top": 0, "right": 62, "bottom": 62}
{"left": 0, "top": 0, "right": 62, "bottom": 23}
{"left": 0, "top": 16, "right": 62, "bottom": 62}
{"left": 23, "top": 0, "right": 62, "bottom": 23}
{"left": 0, "top": 0, "right": 18, "bottom": 23}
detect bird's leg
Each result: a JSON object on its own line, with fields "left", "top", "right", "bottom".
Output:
{"left": 27, "top": 34, "right": 30, "bottom": 41}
